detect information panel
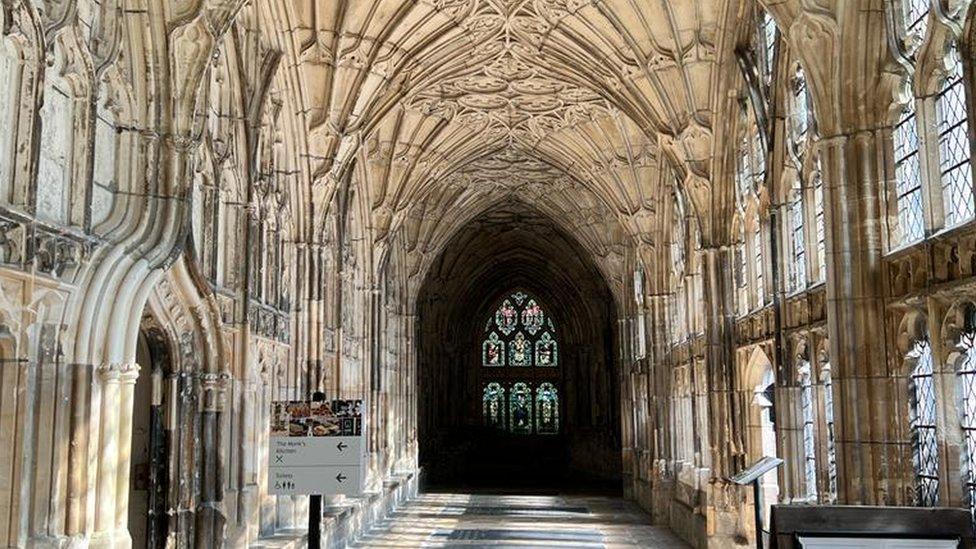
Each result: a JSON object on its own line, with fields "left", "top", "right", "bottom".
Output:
{"left": 267, "top": 399, "right": 365, "bottom": 496}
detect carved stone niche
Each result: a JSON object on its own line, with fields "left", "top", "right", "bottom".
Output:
{"left": 29, "top": 226, "right": 90, "bottom": 279}
{"left": 887, "top": 250, "right": 930, "bottom": 299}
{"left": 932, "top": 230, "right": 976, "bottom": 283}
{"left": 0, "top": 214, "right": 26, "bottom": 265}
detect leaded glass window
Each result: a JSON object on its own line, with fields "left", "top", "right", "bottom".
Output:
{"left": 799, "top": 362, "right": 818, "bottom": 501}
{"left": 814, "top": 169, "right": 826, "bottom": 282}
{"left": 736, "top": 98, "right": 767, "bottom": 313}
{"left": 894, "top": 103, "right": 925, "bottom": 245}
{"left": 956, "top": 330, "right": 976, "bottom": 520}
{"left": 908, "top": 339, "right": 940, "bottom": 506}
{"left": 789, "top": 178, "right": 807, "bottom": 292}
{"left": 535, "top": 383, "right": 559, "bottom": 435}
{"left": 901, "top": 0, "right": 929, "bottom": 40}
{"left": 754, "top": 221, "right": 765, "bottom": 308}
{"left": 481, "top": 291, "right": 561, "bottom": 434}
{"left": 756, "top": 10, "right": 777, "bottom": 87}
{"left": 937, "top": 45, "right": 975, "bottom": 229}
{"left": 483, "top": 383, "right": 505, "bottom": 428}
{"left": 821, "top": 363, "right": 838, "bottom": 502}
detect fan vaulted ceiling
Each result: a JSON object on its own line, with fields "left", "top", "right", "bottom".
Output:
{"left": 267, "top": 0, "right": 727, "bottom": 290}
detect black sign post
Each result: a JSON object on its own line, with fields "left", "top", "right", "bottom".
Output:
{"left": 308, "top": 392, "right": 326, "bottom": 549}
{"left": 729, "top": 456, "right": 784, "bottom": 549}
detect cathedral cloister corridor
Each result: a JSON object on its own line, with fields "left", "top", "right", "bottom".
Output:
{"left": 7, "top": 0, "right": 976, "bottom": 548}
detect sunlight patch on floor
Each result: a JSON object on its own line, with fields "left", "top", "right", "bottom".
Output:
{"left": 350, "top": 493, "right": 689, "bottom": 548}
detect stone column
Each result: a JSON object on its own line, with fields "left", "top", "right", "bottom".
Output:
{"left": 115, "top": 363, "right": 140, "bottom": 547}
{"left": 92, "top": 363, "right": 121, "bottom": 547}
{"left": 700, "top": 246, "right": 741, "bottom": 478}
{"left": 819, "top": 130, "right": 891, "bottom": 505}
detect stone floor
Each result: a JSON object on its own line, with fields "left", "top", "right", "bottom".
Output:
{"left": 351, "top": 492, "right": 690, "bottom": 548}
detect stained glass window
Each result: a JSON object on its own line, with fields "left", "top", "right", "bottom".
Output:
{"left": 495, "top": 299, "right": 517, "bottom": 335}
{"left": 509, "top": 332, "right": 531, "bottom": 366}
{"left": 821, "top": 362, "right": 838, "bottom": 502}
{"left": 483, "top": 383, "right": 505, "bottom": 428}
{"left": 510, "top": 382, "right": 533, "bottom": 434}
{"left": 522, "top": 299, "right": 544, "bottom": 334}
{"left": 535, "top": 333, "right": 557, "bottom": 367}
{"left": 481, "top": 291, "right": 561, "bottom": 433}
{"left": 535, "top": 383, "right": 559, "bottom": 435}
{"left": 908, "top": 339, "right": 940, "bottom": 506}
{"left": 937, "top": 45, "right": 975, "bottom": 229}
{"left": 956, "top": 330, "right": 976, "bottom": 520}
{"left": 799, "top": 362, "right": 817, "bottom": 501}
{"left": 483, "top": 332, "right": 505, "bottom": 366}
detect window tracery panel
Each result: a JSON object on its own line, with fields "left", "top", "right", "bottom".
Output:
{"left": 908, "top": 339, "right": 940, "bottom": 506}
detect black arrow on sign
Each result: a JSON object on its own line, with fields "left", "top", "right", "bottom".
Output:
{"left": 335, "top": 472, "right": 346, "bottom": 483}
{"left": 337, "top": 441, "right": 347, "bottom": 452}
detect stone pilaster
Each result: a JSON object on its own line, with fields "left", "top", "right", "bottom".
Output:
{"left": 819, "top": 130, "right": 892, "bottom": 505}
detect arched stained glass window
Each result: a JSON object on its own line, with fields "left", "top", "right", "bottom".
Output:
{"left": 536, "top": 383, "right": 559, "bottom": 435}
{"left": 483, "top": 383, "right": 505, "bottom": 428}
{"left": 522, "top": 299, "right": 544, "bottom": 334}
{"left": 495, "top": 298, "right": 518, "bottom": 335}
{"left": 484, "top": 332, "right": 504, "bottom": 366}
{"left": 510, "top": 382, "right": 533, "bottom": 434}
{"left": 480, "top": 291, "right": 561, "bottom": 434}
{"left": 535, "top": 333, "right": 557, "bottom": 367}
{"left": 908, "top": 338, "right": 940, "bottom": 506}
{"left": 509, "top": 332, "right": 531, "bottom": 366}
{"left": 937, "top": 45, "right": 975, "bottom": 228}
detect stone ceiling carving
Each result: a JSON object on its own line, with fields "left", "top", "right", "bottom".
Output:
{"left": 408, "top": 0, "right": 613, "bottom": 148}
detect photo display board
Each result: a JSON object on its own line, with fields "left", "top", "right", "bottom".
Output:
{"left": 267, "top": 399, "right": 365, "bottom": 496}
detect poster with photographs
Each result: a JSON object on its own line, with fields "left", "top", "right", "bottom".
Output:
{"left": 269, "top": 399, "right": 363, "bottom": 437}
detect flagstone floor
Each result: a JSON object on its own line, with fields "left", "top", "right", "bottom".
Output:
{"left": 351, "top": 492, "right": 690, "bottom": 548}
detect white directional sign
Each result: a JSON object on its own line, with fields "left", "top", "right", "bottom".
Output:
{"left": 267, "top": 399, "right": 366, "bottom": 496}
